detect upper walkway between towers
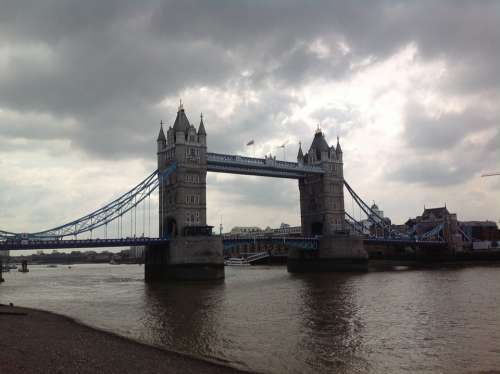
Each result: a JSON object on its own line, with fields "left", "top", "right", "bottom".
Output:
{"left": 206, "top": 152, "right": 324, "bottom": 179}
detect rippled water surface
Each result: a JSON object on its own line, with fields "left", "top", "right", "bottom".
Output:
{"left": 2, "top": 264, "right": 500, "bottom": 373}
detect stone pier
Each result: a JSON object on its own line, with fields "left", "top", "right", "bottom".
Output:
{"left": 145, "top": 236, "right": 224, "bottom": 282}
{"left": 287, "top": 235, "right": 368, "bottom": 272}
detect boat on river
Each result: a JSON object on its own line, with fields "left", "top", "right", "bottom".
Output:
{"left": 224, "top": 257, "right": 250, "bottom": 266}
{"left": 1, "top": 263, "right": 17, "bottom": 272}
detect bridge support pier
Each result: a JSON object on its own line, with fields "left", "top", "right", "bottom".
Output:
{"left": 287, "top": 235, "right": 368, "bottom": 273}
{"left": 145, "top": 236, "right": 224, "bottom": 282}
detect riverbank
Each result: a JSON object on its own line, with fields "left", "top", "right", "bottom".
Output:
{"left": 0, "top": 304, "right": 250, "bottom": 374}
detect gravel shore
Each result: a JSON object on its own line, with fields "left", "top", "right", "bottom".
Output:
{"left": 0, "top": 304, "right": 250, "bottom": 374}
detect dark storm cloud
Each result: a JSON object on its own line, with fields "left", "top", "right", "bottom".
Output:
{"left": 0, "top": 0, "right": 139, "bottom": 43}
{"left": 0, "top": 0, "right": 499, "bottom": 161}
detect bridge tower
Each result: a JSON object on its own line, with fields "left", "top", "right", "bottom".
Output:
{"left": 146, "top": 103, "right": 223, "bottom": 281}
{"left": 157, "top": 103, "right": 207, "bottom": 237}
{"left": 289, "top": 129, "right": 367, "bottom": 272}
{"left": 297, "top": 129, "right": 345, "bottom": 236}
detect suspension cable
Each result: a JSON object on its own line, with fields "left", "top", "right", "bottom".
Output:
{"left": 148, "top": 189, "right": 151, "bottom": 237}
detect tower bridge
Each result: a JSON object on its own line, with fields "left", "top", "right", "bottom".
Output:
{"left": 0, "top": 103, "right": 456, "bottom": 280}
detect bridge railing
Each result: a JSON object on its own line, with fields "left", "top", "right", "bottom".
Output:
{"left": 222, "top": 235, "right": 319, "bottom": 251}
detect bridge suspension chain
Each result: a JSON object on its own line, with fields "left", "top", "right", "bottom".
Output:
{"left": 343, "top": 180, "right": 446, "bottom": 241}
{"left": 0, "top": 163, "right": 176, "bottom": 240}
{"left": 344, "top": 211, "right": 365, "bottom": 235}
{"left": 343, "top": 180, "right": 408, "bottom": 239}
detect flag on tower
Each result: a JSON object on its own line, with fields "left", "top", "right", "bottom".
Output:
{"left": 246, "top": 140, "right": 254, "bottom": 146}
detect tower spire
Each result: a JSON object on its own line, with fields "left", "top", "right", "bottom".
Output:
{"left": 297, "top": 141, "right": 304, "bottom": 160}
{"left": 198, "top": 112, "right": 206, "bottom": 135}
{"left": 157, "top": 120, "right": 166, "bottom": 142}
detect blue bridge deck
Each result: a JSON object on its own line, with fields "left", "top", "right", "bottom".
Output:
{"left": 0, "top": 236, "right": 447, "bottom": 252}
{"left": 0, "top": 237, "right": 170, "bottom": 251}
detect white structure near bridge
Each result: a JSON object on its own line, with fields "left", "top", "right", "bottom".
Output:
{"left": 227, "top": 223, "right": 302, "bottom": 238}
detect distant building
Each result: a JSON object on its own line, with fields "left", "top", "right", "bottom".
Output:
{"left": 460, "top": 221, "right": 500, "bottom": 240}
{"left": 226, "top": 224, "right": 302, "bottom": 237}
{"left": 460, "top": 221, "right": 500, "bottom": 249}
{"left": 360, "top": 203, "right": 391, "bottom": 235}
{"left": 410, "top": 206, "right": 464, "bottom": 249}
{"left": 262, "top": 224, "right": 301, "bottom": 236}
{"left": 229, "top": 226, "right": 262, "bottom": 235}
{"left": 415, "top": 207, "right": 455, "bottom": 236}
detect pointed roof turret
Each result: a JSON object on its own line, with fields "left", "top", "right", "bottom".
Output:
{"left": 336, "top": 136, "right": 342, "bottom": 153}
{"left": 297, "top": 142, "right": 304, "bottom": 160}
{"left": 173, "top": 99, "right": 190, "bottom": 133}
{"left": 157, "top": 121, "right": 166, "bottom": 142}
{"left": 198, "top": 112, "right": 206, "bottom": 135}
{"left": 309, "top": 130, "right": 329, "bottom": 153}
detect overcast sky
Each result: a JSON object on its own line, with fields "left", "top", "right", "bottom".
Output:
{"left": 1, "top": 0, "right": 499, "bottom": 241}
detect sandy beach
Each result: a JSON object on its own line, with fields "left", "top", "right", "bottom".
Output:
{"left": 0, "top": 304, "right": 249, "bottom": 374}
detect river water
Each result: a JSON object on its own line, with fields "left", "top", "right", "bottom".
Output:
{"left": 1, "top": 264, "right": 500, "bottom": 373}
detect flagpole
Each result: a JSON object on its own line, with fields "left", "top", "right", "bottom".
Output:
{"left": 247, "top": 140, "right": 255, "bottom": 157}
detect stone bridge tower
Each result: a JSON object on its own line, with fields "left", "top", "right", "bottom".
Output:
{"left": 289, "top": 128, "right": 367, "bottom": 272}
{"left": 148, "top": 103, "right": 223, "bottom": 282}
{"left": 157, "top": 103, "right": 207, "bottom": 238}
{"left": 297, "top": 129, "right": 345, "bottom": 236}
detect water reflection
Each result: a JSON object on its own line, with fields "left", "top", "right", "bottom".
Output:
{"left": 143, "top": 281, "right": 227, "bottom": 363}
{"left": 295, "top": 273, "right": 369, "bottom": 373}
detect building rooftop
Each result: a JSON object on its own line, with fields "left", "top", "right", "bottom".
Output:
{"left": 460, "top": 221, "right": 498, "bottom": 228}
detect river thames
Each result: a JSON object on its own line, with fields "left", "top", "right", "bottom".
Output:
{"left": 1, "top": 264, "right": 500, "bottom": 373}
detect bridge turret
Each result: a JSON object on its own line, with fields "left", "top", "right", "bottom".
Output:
{"left": 336, "top": 136, "right": 343, "bottom": 163}
{"left": 173, "top": 101, "right": 189, "bottom": 145}
{"left": 157, "top": 122, "right": 166, "bottom": 151}
{"left": 157, "top": 122, "right": 167, "bottom": 170}
{"left": 198, "top": 113, "right": 207, "bottom": 145}
{"left": 297, "top": 142, "right": 304, "bottom": 165}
